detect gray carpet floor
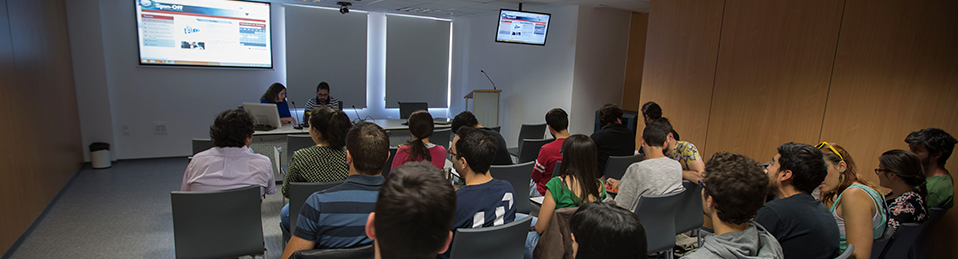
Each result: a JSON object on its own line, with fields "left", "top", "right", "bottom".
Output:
{"left": 6, "top": 158, "right": 287, "bottom": 259}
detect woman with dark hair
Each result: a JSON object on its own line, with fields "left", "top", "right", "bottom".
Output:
{"left": 817, "top": 142, "right": 887, "bottom": 258}
{"left": 181, "top": 108, "right": 276, "bottom": 196}
{"left": 569, "top": 202, "right": 646, "bottom": 259}
{"left": 640, "top": 101, "right": 662, "bottom": 125}
{"left": 877, "top": 149, "right": 928, "bottom": 230}
{"left": 260, "top": 82, "right": 296, "bottom": 125}
{"left": 278, "top": 107, "right": 353, "bottom": 243}
{"left": 390, "top": 110, "right": 446, "bottom": 170}
{"left": 526, "top": 135, "right": 606, "bottom": 258}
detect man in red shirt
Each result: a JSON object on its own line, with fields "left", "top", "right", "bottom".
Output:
{"left": 531, "top": 108, "right": 571, "bottom": 197}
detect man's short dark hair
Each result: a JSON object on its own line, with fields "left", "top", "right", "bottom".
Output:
{"left": 545, "top": 108, "right": 568, "bottom": 132}
{"left": 210, "top": 108, "right": 255, "bottom": 148}
{"left": 570, "top": 202, "right": 646, "bottom": 258}
{"left": 346, "top": 122, "right": 389, "bottom": 174}
{"left": 641, "top": 102, "right": 662, "bottom": 122}
{"left": 316, "top": 81, "right": 330, "bottom": 92}
{"left": 642, "top": 120, "right": 672, "bottom": 147}
{"left": 597, "top": 104, "right": 624, "bottom": 126}
{"left": 375, "top": 162, "right": 456, "bottom": 259}
{"left": 776, "top": 142, "right": 827, "bottom": 194}
{"left": 905, "top": 128, "right": 957, "bottom": 167}
{"left": 703, "top": 152, "right": 769, "bottom": 225}
{"left": 451, "top": 111, "right": 479, "bottom": 134}
{"left": 454, "top": 127, "right": 498, "bottom": 174}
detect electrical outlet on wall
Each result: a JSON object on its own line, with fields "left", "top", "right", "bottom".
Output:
{"left": 121, "top": 124, "right": 131, "bottom": 136}
{"left": 153, "top": 122, "right": 168, "bottom": 135}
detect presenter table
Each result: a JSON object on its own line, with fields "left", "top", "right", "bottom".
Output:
{"left": 250, "top": 120, "right": 451, "bottom": 181}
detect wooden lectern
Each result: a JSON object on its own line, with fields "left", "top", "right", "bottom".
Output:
{"left": 464, "top": 89, "right": 501, "bottom": 127}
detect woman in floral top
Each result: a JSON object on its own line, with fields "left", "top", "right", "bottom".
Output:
{"left": 876, "top": 149, "right": 928, "bottom": 229}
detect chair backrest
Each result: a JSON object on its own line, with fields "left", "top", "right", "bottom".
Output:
{"left": 192, "top": 138, "right": 213, "bottom": 156}
{"left": 878, "top": 223, "right": 923, "bottom": 259}
{"left": 289, "top": 181, "right": 345, "bottom": 231}
{"left": 633, "top": 190, "right": 684, "bottom": 254}
{"left": 489, "top": 161, "right": 535, "bottom": 214}
{"left": 675, "top": 180, "right": 704, "bottom": 234}
{"left": 518, "top": 138, "right": 553, "bottom": 164}
{"left": 287, "top": 134, "right": 315, "bottom": 163}
{"left": 382, "top": 147, "right": 398, "bottom": 177}
{"left": 911, "top": 207, "right": 947, "bottom": 259}
{"left": 836, "top": 244, "right": 854, "bottom": 259}
{"left": 337, "top": 100, "right": 343, "bottom": 110}
{"left": 433, "top": 128, "right": 453, "bottom": 150}
{"left": 171, "top": 186, "right": 264, "bottom": 259}
{"left": 553, "top": 161, "right": 562, "bottom": 177}
{"left": 603, "top": 154, "right": 643, "bottom": 180}
{"left": 450, "top": 216, "right": 533, "bottom": 259}
{"left": 488, "top": 126, "right": 501, "bottom": 132}
{"left": 871, "top": 223, "right": 895, "bottom": 259}
{"left": 290, "top": 243, "right": 374, "bottom": 259}
{"left": 516, "top": 123, "right": 547, "bottom": 149}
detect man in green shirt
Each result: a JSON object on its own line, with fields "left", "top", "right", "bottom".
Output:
{"left": 905, "top": 128, "right": 957, "bottom": 209}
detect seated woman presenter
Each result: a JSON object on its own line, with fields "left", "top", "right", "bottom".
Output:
{"left": 877, "top": 149, "right": 928, "bottom": 230}
{"left": 817, "top": 142, "right": 888, "bottom": 259}
{"left": 278, "top": 107, "right": 353, "bottom": 243}
{"left": 525, "top": 134, "right": 607, "bottom": 258}
{"left": 260, "top": 82, "right": 296, "bottom": 125}
{"left": 391, "top": 110, "right": 446, "bottom": 170}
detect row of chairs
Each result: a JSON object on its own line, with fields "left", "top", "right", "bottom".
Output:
{"left": 870, "top": 207, "right": 947, "bottom": 259}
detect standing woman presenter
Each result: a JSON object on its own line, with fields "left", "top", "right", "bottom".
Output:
{"left": 261, "top": 82, "right": 296, "bottom": 125}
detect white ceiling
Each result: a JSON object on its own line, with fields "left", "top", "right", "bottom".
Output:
{"left": 272, "top": 0, "right": 649, "bottom": 18}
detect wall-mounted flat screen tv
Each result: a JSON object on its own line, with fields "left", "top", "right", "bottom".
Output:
{"left": 495, "top": 9, "right": 551, "bottom": 46}
{"left": 135, "top": 0, "right": 272, "bottom": 68}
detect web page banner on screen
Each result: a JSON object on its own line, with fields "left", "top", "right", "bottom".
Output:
{"left": 495, "top": 9, "right": 550, "bottom": 46}
{"left": 135, "top": 0, "right": 272, "bottom": 68}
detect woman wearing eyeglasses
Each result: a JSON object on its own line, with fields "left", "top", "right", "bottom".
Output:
{"left": 876, "top": 149, "right": 928, "bottom": 230}
{"left": 817, "top": 142, "right": 887, "bottom": 259}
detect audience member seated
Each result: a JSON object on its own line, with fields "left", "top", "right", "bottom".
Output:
{"left": 391, "top": 110, "right": 446, "bottom": 170}
{"left": 590, "top": 104, "right": 636, "bottom": 176}
{"left": 755, "top": 142, "right": 839, "bottom": 259}
{"left": 451, "top": 111, "right": 513, "bottom": 165}
{"left": 531, "top": 108, "right": 571, "bottom": 197}
{"left": 569, "top": 202, "right": 647, "bottom": 259}
{"left": 439, "top": 126, "right": 517, "bottom": 259}
{"left": 656, "top": 118, "right": 706, "bottom": 183}
{"left": 304, "top": 82, "right": 341, "bottom": 119}
{"left": 905, "top": 128, "right": 956, "bottom": 209}
{"left": 279, "top": 107, "right": 353, "bottom": 243}
{"left": 607, "top": 120, "right": 683, "bottom": 212}
{"left": 181, "top": 108, "right": 276, "bottom": 197}
{"left": 260, "top": 82, "right": 296, "bottom": 125}
{"left": 684, "top": 152, "right": 783, "bottom": 259}
{"left": 365, "top": 162, "right": 456, "bottom": 259}
{"left": 640, "top": 101, "right": 662, "bottom": 125}
{"left": 817, "top": 142, "right": 887, "bottom": 258}
{"left": 525, "top": 135, "right": 606, "bottom": 259}
{"left": 280, "top": 122, "right": 390, "bottom": 259}
{"left": 877, "top": 149, "right": 929, "bottom": 230}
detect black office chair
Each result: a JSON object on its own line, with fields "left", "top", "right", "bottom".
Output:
{"left": 488, "top": 126, "right": 501, "bottom": 132}
{"left": 676, "top": 181, "right": 704, "bottom": 244}
{"left": 508, "top": 123, "right": 547, "bottom": 157}
{"left": 191, "top": 138, "right": 213, "bottom": 156}
{"left": 489, "top": 161, "right": 535, "bottom": 214}
{"left": 910, "top": 207, "right": 947, "bottom": 259}
{"left": 433, "top": 128, "right": 452, "bottom": 150}
{"left": 288, "top": 181, "right": 345, "bottom": 234}
{"left": 634, "top": 190, "right": 684, "bottom": 259}
{"left": 291, "top": 244, "right": 374, "bottom": 259}
{"left": 876, "top": 222, "right": 923, "bottom": 259}
{"left": 517, "top": 138, "right": 553, "bottom": 164}
{"left": 382, "top": 147, "right": 398, "bottom": 177}
{"left": 603, "top": 154, "right": 643, "bottom": 180}
{"left": 449, "top": 216, "right": 533, "bottom": 259}
{"left": 171, "top": 186, "right": 265, "bottom": 259}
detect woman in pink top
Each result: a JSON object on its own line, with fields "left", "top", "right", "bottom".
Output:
{"left": 391, "top": 110, "right": 447, "bottom": 170}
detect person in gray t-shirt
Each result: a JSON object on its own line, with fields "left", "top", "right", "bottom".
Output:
{"left": 607, "top": 120, "right": 684, "bottom": 212}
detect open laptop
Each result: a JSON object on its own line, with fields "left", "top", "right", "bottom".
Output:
{"left": 398, "top": 102, "right": 428, "bottom": 125}
{"left": 242, "top": 102, "right": 281, "bottom": 131}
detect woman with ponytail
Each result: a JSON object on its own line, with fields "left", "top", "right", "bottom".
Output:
{"left": 876, "top": 149, "right": 928, "bottom": 230}
{"left": 817, "top": 142, "right": 887, "bottom": 258}
{"left": 391, "top": 110, "right": 446, "bottom": 170}
{"left": 279, "top": 107, "right": 353, "bottom": 242}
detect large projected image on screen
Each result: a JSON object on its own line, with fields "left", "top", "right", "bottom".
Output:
{"left": 495, "top": 9, "right": 550, "bottom": 46}
{"left": 135, "top": 0, "right": 272, "bottom": 68}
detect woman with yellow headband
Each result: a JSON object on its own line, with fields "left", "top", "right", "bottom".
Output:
{"left": 816, "top": 142, "right": 888, "bottom": 259}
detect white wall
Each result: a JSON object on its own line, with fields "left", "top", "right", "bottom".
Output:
{"left": 66, "top": 0, "right": 115, "bottom": 161}
{"left": 450, "top": 6, "right": 580, "bottom": 148}
{"left": 569, "top": 7, "right": 632, "bottom": 135}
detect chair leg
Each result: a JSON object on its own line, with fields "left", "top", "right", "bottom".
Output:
{"left": 666, "top": 249, "right": 674, "bottom": 259}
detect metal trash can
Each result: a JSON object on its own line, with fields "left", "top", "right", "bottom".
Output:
{"left": 90, "top": 142, "right": 111, "bottom": 169}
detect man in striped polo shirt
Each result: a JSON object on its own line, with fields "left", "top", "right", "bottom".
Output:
{"left": 281, "top": 122, "right": 389, "bottom": 259}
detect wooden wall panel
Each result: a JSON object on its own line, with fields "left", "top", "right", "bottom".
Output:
{"left": 703, "top": 0, "right": 844, "bottom": 160}
{"left": 819, "top": 1, "right": 958, "bottom": 258}
{"left": 621, "top": 12, "right": 648, "bottom": 112}
{"left": 638, "top": 0, "right": 724, "bottom": 150}
{"left": 0, "top": 0, "right": 83, "bottom": 255}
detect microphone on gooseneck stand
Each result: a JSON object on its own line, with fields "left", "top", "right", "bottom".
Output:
{"left": 481, "top": 70, "right": 497, "bottom": 90}
{"left": 352, "top": 105, "right": 363, "bottom": 123}
{"left": 291, "top": 101, "right": 303, "bottom": 129}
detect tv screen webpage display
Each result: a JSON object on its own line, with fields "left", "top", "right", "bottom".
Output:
{"left": 495, "top": 9, "right": 551, "bottom": 46}
{"left": 135, "top": 0, "right": 272, "bottom": 68}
